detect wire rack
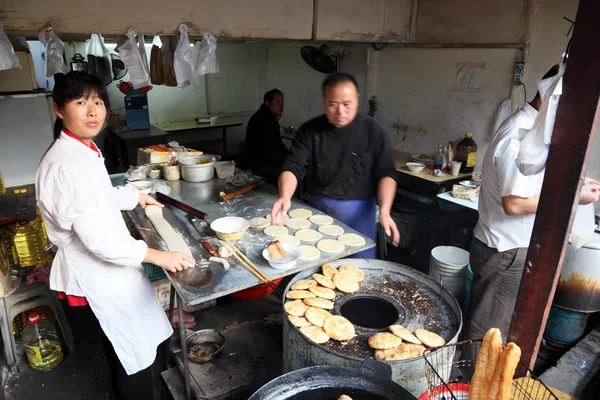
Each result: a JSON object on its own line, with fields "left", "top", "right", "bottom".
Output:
{"left": 422, "top": 339, "right": 558, "bottom": 400}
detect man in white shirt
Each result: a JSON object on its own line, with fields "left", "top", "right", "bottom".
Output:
{"left": 465, "top": 65, "right": 600, "bottom": 341}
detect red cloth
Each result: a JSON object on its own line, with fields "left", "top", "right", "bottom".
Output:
{"left": 62, "top": 128, "right": 101, "bottom": 158}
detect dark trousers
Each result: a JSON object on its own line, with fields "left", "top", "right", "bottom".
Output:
{"left": 464, "top": 238, "right": 528, "bottom": 342}
{"left": 61, "top": 302, "right": 155, "bottom": 400}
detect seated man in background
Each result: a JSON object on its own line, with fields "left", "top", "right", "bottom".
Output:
{"left": 245, "top": 89, "right": 288, "bottom": 181}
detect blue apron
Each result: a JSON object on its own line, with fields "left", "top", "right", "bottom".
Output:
{"left": 309, "top": 195, "right": 377, "bottom": 259}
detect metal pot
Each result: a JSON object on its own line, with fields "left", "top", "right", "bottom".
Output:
{"left": 249, "top": 360, "right": 416, "bottom": 400}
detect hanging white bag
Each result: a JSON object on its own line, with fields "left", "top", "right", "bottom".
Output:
{"left": 516, "top": 63, "right": 565, "bottom": 176}
{"left": 115, "top": 28, "right": 151, "bottom": 89}
{"left": 86, "top": 34, "right": 113, "bottom": 85}
{"left": 196, "top": 31, "right": 219, "bottom": 76}
{"left": 174, "top": 24, "right": 198, "bottom": 89}
{"left": 0, "top": 22, "right": 21, "bottom": 71}
{"left": 38, "top": 26, "right": 68, "bottom": 77}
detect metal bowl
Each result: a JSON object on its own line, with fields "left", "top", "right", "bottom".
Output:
{"left": 186, "top": 329, "right": 226, "bottom": 364}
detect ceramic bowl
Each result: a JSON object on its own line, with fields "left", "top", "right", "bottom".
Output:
{"left": 262, "top": 245, "right": 302, "bottom": 270}
{"left": 210, "top": 217, "right": 250, "bottom": 240}
{"left": 407, "top": 162, "right": 426, "bottom": 173}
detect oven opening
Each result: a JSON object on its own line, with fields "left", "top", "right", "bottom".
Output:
{"left": 340, "top": 295, "right": 399, "bottom": 329}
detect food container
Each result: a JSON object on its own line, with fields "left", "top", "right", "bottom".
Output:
{"left": 451, "top": 184, "right": 477, "bottom": 200}
{"left": 130, "top": 180, "right": 153, "bottom": 194}
{"left": 407, "top": 162, "right": 426, "bottom": 173}
{"left": 262, "top": 245, "right": 302, "bottom": 270}
{"left": 210, "top": 217, "right": 250, "bottom": 240}
{"left": 163, "top": 165, "right": 181, "bottom": 181}
{"left": 215, "top": 161, "right": 235, "bottom": 179}
{"left": 179, "top": 155, "right": 221, "bottom": 182}
{"left": 459, "top": 180, "right": 479, "bottom": 190}
{"left": 228, "top": 278, "right": 283, "bottom": 301}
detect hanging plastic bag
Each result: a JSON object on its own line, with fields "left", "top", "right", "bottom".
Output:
{"left": 115, "top": 28, "right": 151, "bottom": 89}
{"left": 0, "top": 22, "right": 21, "bottom": 71}
{"left": 174, "top": 24, "right": 198, "bottom": 89}
{"left": 516, "top": 63, "right": 565, "bottom": 176}
{"left": 86, "top": 34, "right": 113, "bottom": 85}
{"left": 38, "top": 26, "right": 68, "bottom": 77}
{"left": 196, "top": 31, "right": 219, "bottom": 76}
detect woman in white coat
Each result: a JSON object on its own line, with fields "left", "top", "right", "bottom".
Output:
{"left": 36, "top": 71, "right": 194, "bottom": 400}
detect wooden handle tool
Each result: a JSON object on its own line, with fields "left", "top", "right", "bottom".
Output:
{"left": 201, "top": 240, "right": 220, "bottom": 257}
{"left": 219, "top": 180, "right": 264, "bottom": 202}
{"left": 156, "top": 192, "right": 209, "bottom": 220}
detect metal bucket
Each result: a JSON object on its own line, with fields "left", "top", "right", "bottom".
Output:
{"left": 429, "top": 246, "right": 470, "bottom": 304}
{"left": 543, "top": 305, "right": 590, "bottom": 344}
{"left": 283, "top": 259, "right": 462, "bottom": 398}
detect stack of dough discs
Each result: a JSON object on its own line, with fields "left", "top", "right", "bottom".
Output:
{"left": 288, "top": 208, "right": 313, "bottom": 219}
{"left": 312, "top": 273, "right": 335, "bottom": 289}
{"left": 389, "top": 325, "right": 422, "bottom": 344}
{"left": 323, "top": 316, "right": 355, "bottom": 341}
{"left": 305, "top": 307, "right": 332, "bottom": 327}
{"left": 298, "top": 245, "right": 321, "bottom": 261}
{"left": 284, "top": 300, "right": 309, "bottom": 316}
{"left": 295, "top": 229, "right": 323, "bottom": 242}
{"left": 300, "top": 325, "right": 330, "bottom": 344}
{"left": 286, "top": 218, "right": 311, "bottom": 230}
{"left": 322, "top": 264, "right": 338, "bottom": 279}
{"left": 338, "top": 233, "right": 366, "bottom": 247}
{"left": 248, "top": 217, "right": 270, "bottom": 229}
{"left": 318, "top": 225, "right": 344, "bottom": 237}
{"left": 303, "top": 297, "right": 334, "bottom": 310}
{"left": 308, "top": 286, "right": 336, "bottom": 300}
{"left": 286, "top": 290, "right": 316, "bottom": 299}
{"left": 317, "top": 239, "right": 345, "bottom": 254}
{"left": 264, "top": 225, "right": 289, "bottom": 238}
{"left": 368, "top": 332, "right": 403, "bottom": 349}
{"left": 278, "top": 235, "right": 300, "bottom": 246}
{"left": 415, "top": 329, "right": 446, "bottom": 347}
{"left": 309, "top": 215, "right": 333, "bottom": 225}
{"left": 291, "top": 279, "right": 318, "bottom": 290}
{"left": 339, "top": 264, "right": 365, "bottom": 282}
{"left": 288, "top": 315, "right": 312, "bottom": 327}
{"left": 332, "top": 271, "right": 360, "bottom": 293}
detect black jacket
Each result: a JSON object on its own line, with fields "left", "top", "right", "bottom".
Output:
{"left": 245, "top": 104, "right": 288, "bottom": 172}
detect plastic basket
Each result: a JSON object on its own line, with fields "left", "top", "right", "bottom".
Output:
{"left": 143, "top": 262, "right": 166, "bottom": 281}
{"left": 422, "top": 339, "right": 558, "bottom": 400}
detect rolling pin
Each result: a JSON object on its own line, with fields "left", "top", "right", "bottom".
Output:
{"left": 219, "top": 180, "right": 264, "bottom": 202}
{"left": 201, "top": 240, "right": 220, "bottom": 257}
{"left": 156, "top": 192, "right": 209, "bottom": 220}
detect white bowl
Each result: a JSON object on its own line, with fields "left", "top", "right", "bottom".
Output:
{"left": 262, "top": 245, "right": 302, "bottom": 270}
{"left": 406, "top": 162, "right": 426, "bottom": 173}
{"left": 210, "top": 217, "right": 250, "bottom": 240}
{"left": 130, "top": 180, "right": 153, "bottom": 194}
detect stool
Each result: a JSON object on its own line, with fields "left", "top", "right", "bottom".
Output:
{"left": 0, "top": 281, "right": 75, "bottom": 373}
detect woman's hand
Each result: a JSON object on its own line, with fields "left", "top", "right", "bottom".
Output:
{"left": 145, "top": 249, "right": 195, "bottom": 272}
{"left": 139, "top": 194, "right": 164, "bottom": 209}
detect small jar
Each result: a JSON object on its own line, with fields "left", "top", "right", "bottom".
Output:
{"left": 163, "top": 165, "right": 181, "bottom": 181}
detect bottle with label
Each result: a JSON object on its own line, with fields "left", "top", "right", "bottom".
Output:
{"left": 13, "top": 221, "right": 48, "bottom": 267}
{"left": 433, "top": 143, "right": 444, "bottom": 172}
{"left": 455, "top": 131, "right": 478, "bottom": 173}
{"left": 22, "top": 311, "right": 63, "bottom": 371}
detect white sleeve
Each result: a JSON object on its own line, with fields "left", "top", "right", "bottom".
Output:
{"left": 51, "top": 166, "right": 148, "bottom": 267}
{"left": 113, "top": 185, "right": 140, "bottom": 211}
{"left": 496, "top": 138, "right": 543, "bottom": 198}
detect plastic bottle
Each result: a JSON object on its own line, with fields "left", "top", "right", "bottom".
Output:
{"left": 13, "top": 222, "right": 48, "bottom": 267}
{"left": 34, "top": 205, "right": 49, "bottom": 246}
{"left": 0, "top": 225, "right": 18, "bottom": 276}
{"left": 433, "top": 143, "right": 444, "bottom": 172}
{"left": 22, "top": 311, "right": 63, "bottom": 371}
{"left": 0, "top": 169, "right": 5, "bottom": 195}
{"left": 455, "top": 131, "right": 478, "bottom": 173}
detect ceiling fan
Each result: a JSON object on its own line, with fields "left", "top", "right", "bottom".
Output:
{"left": 300, "top": 44, "right": 345, "bottom": 74}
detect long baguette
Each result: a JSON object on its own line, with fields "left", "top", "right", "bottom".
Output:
{"left": 468, "top": 329, "right": 494, "bottom": 400}
{"left": 489, "top": 342, "right": 521, "bottom": 400}
{"left": 483, "top": 329, "right": 503, "bottom": 398}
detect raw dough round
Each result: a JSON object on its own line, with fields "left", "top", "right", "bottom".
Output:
{"left": 305, "top": 307, "right": 333, "bottom": 328}
{"left": 288, "top": 315, "right": 312, "bottom": 327}
{"left": 248, "top": 217, "right": 270, "bottom": 229}
{"left": 309, "top": 215, "right": 333, "bottom": 225}
{"left": 286, "top": 218, "right": 311, "bottom": 230}
{"left": 298, "top": 245, "right": 321, "bottom": 261}
{"left": 284, "top": 300, "right": 309, "bottom": 317}
{"left": 277, "top": 235, "right": 300, "bottom": 246}
{"left": 389, "top": 325, "right": 422, "bottom": 345}
{"left": 295, "top": 229, "right": 323, "bottom": 242}
{"left": 323, "top": 316, "right": 355, "bottom": 341}
{"left": 288, "top": 208, "right": 313, "bottom": 219}
{"left": 368, "top": 332, "right": 403, "bottom": 349}
{"left": 339, "top": 264, "right": 365, "bottom": 282}
{"left": 303, "top": 297, "right": 334, "bottom": 310}
{"left": 300, "top": 325, "right": 330, "bottom": 344}
{"left": 291, "top": 279, "right": 318, "bottom": 290}
{"left": 415, "top": 329, "right": 446, "bottom": 348}
{"left": 311, "top": 273, "right": 336, "bottom": 289}
{"left": 318, "top": 225, "right": 344, "bottom": 237}
{"left": 308, "top": 286, "right": 336, "bottom": 300}
{"left": 317, "top": 239, "right": 345, "bottom": 254}
{"left": 337, "top": 233, "right": 366, "bottom": 247}
{"left": 286, "top": 290, "right": 316, "bottom": 300}
{"left": 264, "top": 225, "right": 289, "bottom": 238}
{"left": 332, "top": 272, "right": 360, "bottom": 293}
{"left": 322, "top": 264, "right": 338, "bottom": 279}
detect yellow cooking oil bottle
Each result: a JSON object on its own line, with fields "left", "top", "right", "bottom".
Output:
{"left": 13, "top": 221, "right": 48, "bottom": 267}
{"left": 35, "top": 205, "right": 48, "bottom": 245}
{"left": 22, "top": 311, "right": 63, "bottom": 371}
{"left": 0, "top": 225, "right": 19, "bottom": 276}
{"left": 0, "top": 169, "right": 5, "bottom": 195}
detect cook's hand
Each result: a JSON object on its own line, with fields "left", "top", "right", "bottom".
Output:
{"left": 580, "top": 183, "right": 600, "bottom": 205}
{"left": 271, "top": 197, "right": 291, "bottom": 225}
{"left": 380, "top": 212, "right": 400, "bottom": 247}
{"left": 139, "top": 194, "right": 164, "bottom": 209}
{"left": 153, "top": 251, "right": 195, "bottom": 272}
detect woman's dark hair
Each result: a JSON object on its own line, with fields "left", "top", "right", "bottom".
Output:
{"left": 52, "top": 71, "right": 110, "bottom": 140}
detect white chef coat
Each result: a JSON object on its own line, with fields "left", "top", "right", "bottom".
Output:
{"left": 474, "top": 103, "right": 545, "bottom": 252}
{"left": 36, "top": 131, "right": 173, "bottom": 375}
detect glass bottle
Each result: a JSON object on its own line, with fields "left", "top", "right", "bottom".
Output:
{"left": 455, "top": 131, "right": 478, "bottom": 173}
{"left": 433, "top": 143, "right": 444, "bottom": 172}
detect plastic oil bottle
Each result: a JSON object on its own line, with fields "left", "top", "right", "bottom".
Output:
{"left": 34, "top": 205, "right": 48, "bottom": 246}
{"left": 22, "top": 311, "right": 63, "bottom": 371}
{"left": 0, "top": 225, "right": 19, "bottom": 276}
{"left": 0, "top": 169, "right": 5, "bottom": 195}
{"left": 455, "top": 131, "right": 478, "bottom": 173}
{"left": 13, "top": 221, "right": 48, "bottom": 267}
